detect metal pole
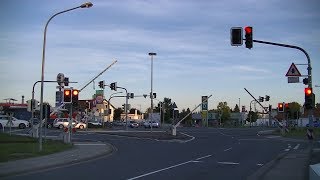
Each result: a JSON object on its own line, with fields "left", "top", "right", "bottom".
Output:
{"left": 39, "top": 2, "right": 93, "bottom": 152}
{"left": 252, "top": 39, "right": 313, "bottom": 130}
{"left": 149, "top": 52, "right": 156, "bottom": 132}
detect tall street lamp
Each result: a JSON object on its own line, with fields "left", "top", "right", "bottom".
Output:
{"left": 39, "top": 2, "right": 93, "bottom": 152}
{"left": 148, "top": 52, "right": 156, "bottom": 132}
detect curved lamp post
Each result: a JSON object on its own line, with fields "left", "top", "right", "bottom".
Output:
{"left": 39, "top": 2, "right": 93, "bottom": 151}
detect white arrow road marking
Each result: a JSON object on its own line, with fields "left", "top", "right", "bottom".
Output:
{"left": 127, "top": 154, "right": 212, "bottom": 180}
{"left": 217, "top": 161, "right": 239, "bottom": 165}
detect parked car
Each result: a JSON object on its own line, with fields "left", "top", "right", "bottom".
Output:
{"left": 129, "top": 121, "right": 139, "bottom": 128}
{"left": 306, "top": 121, "right": 320, "bottom": 127}
{"left": 29, "top": 118, "right": 55, "bottom": 128}
{"left": 143, "top": 121, "right": 160, "bottom": 128}
{"left": 113, "top": 121, "right": 124, "bottom": 126}
{"left": 0, "top": 115, "right": 30, "bottom": 129}
{"left": 53, "top": 118, "right": 86, "bottom": 129}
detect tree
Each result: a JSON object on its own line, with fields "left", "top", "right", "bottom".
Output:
{"left": 233, "top": 104, "right": 240, "bottom": 112}
{"left": 179, "top": 108, "right": 192, "bottom": 126}
{"left": 216, "top": 102, "right": 231, "bottom": 123}
{"left": 286, "top": 102, "right": 301, "bottom": 119}
{"left": 246, "top": 111, "right": 259, "bottom": 123}
{"left": 113, "top": 108, "right": 123, "bottom": 120}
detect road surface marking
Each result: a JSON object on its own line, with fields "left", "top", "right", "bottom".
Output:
{"left": 288, "top": 144, "right": 292, "bottom": 148}
{"left": 180, "top": 132, "right": 195, "bottom": 143}
{"left": 284, "top": 149, "right": 290, "bottom": 152}
{"left": 217, "top": 161, "right": 239, "bottom": 165}
{"left": 74, "top": 143, "right": 106, "bottom": 146}
{"left": 196, "top": 154, "right": 212, "bottom": 160}
{"left": 257, "top": 163, "right": 264, "bottom": 166}
{"left": 239, "top": 139, "right": 269, "bottom": 141}
{"left": 224, "top": 147, "right": 232, "bottom": 152}
{"left": 128, "top": 154, "right": 212, "bottom": 180}
{"left": 293, "top": 144, "right": 300, "bottom": 150}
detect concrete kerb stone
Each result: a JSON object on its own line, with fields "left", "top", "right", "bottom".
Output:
{"left": 247, "top": 151, "right": 289, "bottom": 180}
{"left": 247, "top": 143, "right": 313, "bottom": 180}
{"left": 0, "top": 142, "right": 115, "bottom": 178}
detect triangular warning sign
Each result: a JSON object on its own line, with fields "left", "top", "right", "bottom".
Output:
{"left": 285, "top": 63, "right": 301, "bottom": 77}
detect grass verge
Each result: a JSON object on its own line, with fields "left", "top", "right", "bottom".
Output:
{"left": 0, "top": 133, "right": 72, "bottom": 162}
{"left": 275, "top": 127, "right": 320, "bottom": 139}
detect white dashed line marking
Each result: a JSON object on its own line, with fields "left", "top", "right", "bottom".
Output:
{"left": 224, "top": 147, "right": 232, "bottom": 152}
{"left": 217, "top": 162, "right": 239, "bottom": 165}
{"left": 293, "top": 144, "right": 300, "bottom": 150}
{"left": 257, "top": 163, "right": 264, "bottom": 166}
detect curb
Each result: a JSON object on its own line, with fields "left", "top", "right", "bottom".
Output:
{"left": 0, "top": 142, "right": 115, "bottom": 178}
{"left": 247, "top": 151, "right": 289, "bottom": 180}
{"left": 247, "top": 143, "right": 313, "bottom": 180}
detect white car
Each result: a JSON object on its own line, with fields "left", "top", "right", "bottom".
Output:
{"left": 143, "top": 121, "right": 160, "bottom": 128}
{"left": 53, "top": 118, "right": 86, "bottom": 129}
{"left": 0, "top": 115, "right": 30, "bottom": 129}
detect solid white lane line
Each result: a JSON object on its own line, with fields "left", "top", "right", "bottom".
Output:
{"left": 293, "top": 144, "right": 300, "bottom": 150}
{"left": 128, "top": 154, "right": 212, "bottom": 180}
{"left": 217, "top": 161, "right": 239, "bottom": 165}
{"left": 128, "top": 161, "right": 193, "bottom": 180}
{"left": 224, "top": 147, "right": 232, "bottom": 152}
{"left": 74, "top": 143, "right": 106, "bottom": 146}
{"left": 196, "top": 154, "right": 212, "bottom": 161}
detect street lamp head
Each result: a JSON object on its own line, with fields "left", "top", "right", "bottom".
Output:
{"left": 149, "top": 52, "right": 157, "bottom": 56}
{"left": 80, "top": 2, "right": 93, "bottom": 8}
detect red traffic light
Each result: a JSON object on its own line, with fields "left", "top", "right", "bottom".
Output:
{"left": 64, "top": 89, "right": 71, "bottom": 96}
{"left": 72, "top": 89, "right": 79, "bottom": 96}
{"left": 245, "top": 26, "right": 252, "bottom": 34}
{"left": 278, "top": 103, "right": 283, "bottom": 108}
{"left": 305, "top": 88, "right": 312, "bottom": 96}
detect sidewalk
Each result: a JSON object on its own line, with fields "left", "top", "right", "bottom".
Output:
{"left": 0, "top": 141, "right": 114, "bottom": 178}
{"left": 248, "top": 130, "right": 320, "bottom": 180}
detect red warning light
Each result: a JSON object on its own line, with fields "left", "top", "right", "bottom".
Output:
{"left": 305, "top": 88, "right": 312, "bottom": 96}
{"left": 245, "top": 26, "right": 252, "bottom": 34}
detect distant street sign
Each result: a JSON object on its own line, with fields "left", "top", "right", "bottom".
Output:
{"left": 201, "top": 96, "right": 208, "bottom": 111}
{"left": 288, "top": 77, "right": 300, "bottom": 83}
{"left": 285, "top": 63, "right": 301, "bottom": 77}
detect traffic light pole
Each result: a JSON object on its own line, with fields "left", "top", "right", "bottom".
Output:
{"left": 251, "top": 39, "right": 314, "bottom": 133}
{"left": 116, "top": 86, "right": 128, "bottom": 130}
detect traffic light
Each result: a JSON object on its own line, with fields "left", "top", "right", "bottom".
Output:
{"left": 259, "top": 96, "right": 264, "bottom": 102}
{"left": 245, "top": 26, "right": 253, "bottom": 49}
{"left": 305, "top": 88, "right": 314, "bottom": 109}
{"left": 129, "top": 93, "right": 134, "bottom": 99}
{"left": 230, "top": 27, "right": 243, "bottom": 46}
{"left": 99, "top": 81, "right": 105, "bottom": 89}
{"left": 303, "top": 78, "right": 309, "bottom": 85}
{"left": 110, "top": 82, "right": 117, "bottom": 91}
{"left": 64, "top": 89, "right": 71, "bottom": 103}
{"left": 278, "top": 103, "right": 284, "bottom": 112}
{"left": 153, "top": 93, "right": 156, "bottom": 99}
{"left": 64, "top": 77, "right": 69, "bottom": 86}
{"left": 265, "top": 95, "right": 270, "bottom": 101}
{"left": 72, "top": 89, "right": 79, "bottom": 108}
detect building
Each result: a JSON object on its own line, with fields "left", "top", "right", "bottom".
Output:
{"left": 120, "top": 109, "right": 144, "bottom": 122}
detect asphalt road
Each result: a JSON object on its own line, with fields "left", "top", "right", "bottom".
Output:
{"left": 3, "top": 127, "right": 307, "bottom": 180}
